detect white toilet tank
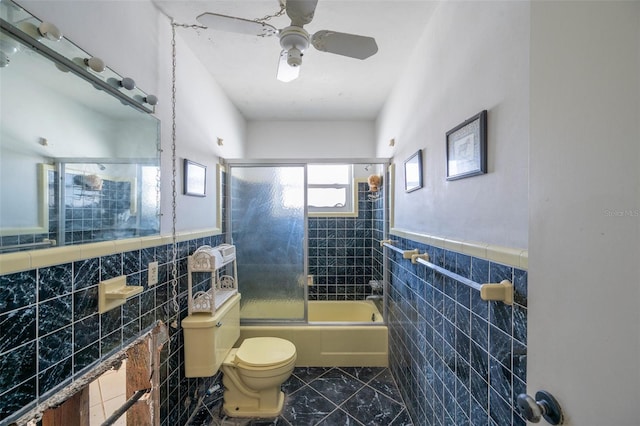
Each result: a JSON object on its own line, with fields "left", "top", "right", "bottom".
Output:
{"left": 182, "top": 294, "right": 241, "bottom": 377}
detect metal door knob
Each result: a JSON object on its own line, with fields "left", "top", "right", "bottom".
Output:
{"left": 517, "top": 390, "right": 564, "bottom": 425}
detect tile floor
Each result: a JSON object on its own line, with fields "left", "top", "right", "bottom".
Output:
{"left": 206, "top": 367, "right": 413, "bottom": 426}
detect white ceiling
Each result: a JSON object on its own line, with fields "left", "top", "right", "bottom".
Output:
{"left": 153, "top": 0, "right": 436, "bottom": 121}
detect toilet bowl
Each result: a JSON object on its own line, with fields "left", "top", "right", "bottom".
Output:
{"left": 221, "top": 337, "right": 297, "bottom": 417}
{"left": 182, "top": 294, "right": 297, "bottom": 418}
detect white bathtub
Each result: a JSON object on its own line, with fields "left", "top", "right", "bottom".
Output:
{"left": 239, "top": 300, "right": 388, "bottom": 367}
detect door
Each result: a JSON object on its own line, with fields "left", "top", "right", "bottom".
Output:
{"left": 529, "top": 2, "right": 640, "bottom": 424}
{"left": 228, "top": 164, "right": 307, "bottom": 322}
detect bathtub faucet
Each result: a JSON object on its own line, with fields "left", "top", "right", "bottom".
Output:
{"left": 366, "top": 295, "right": 382, "bottom": 301}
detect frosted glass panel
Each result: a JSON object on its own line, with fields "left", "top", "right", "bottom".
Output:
{"left": 230, "top": 165, "right": 306, "bottom": 321}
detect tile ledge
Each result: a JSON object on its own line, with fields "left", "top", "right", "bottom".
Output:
{"left": 389, "top": 227, "right": 528, "bottom": 269}
{"left": 0, "top": 228, "right": 223, "bottom": 275}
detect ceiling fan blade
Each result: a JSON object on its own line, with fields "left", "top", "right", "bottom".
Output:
{"left": 311, "top": 30, "right": 378, "bottom": 59}
{"left": 286, "top": 0, "right": 318, "bottom": 26}
{"left": 277, "top": 50, "right": 300, "bottom": 82}
{"left": 196, "top": 13, "right": 277, "bottom": 37}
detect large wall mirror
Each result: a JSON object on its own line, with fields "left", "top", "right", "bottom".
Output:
{"left": 0, "top": 0, "right": 160, "bottom": 254}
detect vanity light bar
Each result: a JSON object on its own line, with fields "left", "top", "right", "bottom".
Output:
{"left": 0, "top": 18, "right": 156, "bottom": 113}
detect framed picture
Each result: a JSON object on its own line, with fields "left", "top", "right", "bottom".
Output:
{"left": 446, "top": 110, "right": 487, "bottom": 180}
{"left": 404, "top": 149, "right": 423, "bottom": 192}
{"left": 183, "top": 159, "right": 206, "bottom": 197}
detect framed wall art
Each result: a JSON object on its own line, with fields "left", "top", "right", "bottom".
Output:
{"left": 404, "top": 149, "right": 423, "bottom": 192}
{"left": 446, "top": 110, "right": 487, "bottom": 180}
{"left": 183, "top": 159, "right": 206, "bottom": 197}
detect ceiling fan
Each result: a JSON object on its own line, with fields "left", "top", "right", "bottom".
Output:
{"left": 196, "top": 0, "right": 378, "bottom": 82}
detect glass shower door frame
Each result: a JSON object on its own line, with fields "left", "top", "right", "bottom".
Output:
{"left": 226, "top": 160, "right": 308, "bottom": 325}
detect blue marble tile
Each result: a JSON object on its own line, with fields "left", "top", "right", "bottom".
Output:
{"left": 456, "top": 304, "right": 471, "bottom": 336}
{"left": 456, "top": 329, "right": 471, "bottom": 362}
{"left": 471, "top": 289, "right": 489, "bottom": 320}
{"left": 489, "top": 388, "right": 512, "bottom": 425}
{"left": 443, "top": 318, "right": 456, "bottom": 348}
{"left": 512, "top": 268, "right": 528, "bottom": 307}
{"left": 74, "top": 314, "right": 99, "bottom": 351}
{"left": 316, "top": 408, "right": 362, "bottom": 426}
{"left": 512, "top": 340, "right": 527, "bottom": 383}
{"left": 0, "top": 341, "right": 36, "bottom": 395}
{"left": 456, "top": 377, "right": 471, "bottom": 416}
{"left": 0, "top": 377, "right": 36, "bottom": 422}
{"left": 489, "top": 301, "right": 512, "bottom": 336}
{"left": 73, "top": 286, "right": 98, "bottom": 321}
{"left": 456, "top": 283, "right": 471, "bottom": 309}
{"left": 72, "top": 342, "right": 99, "bottom": 375}
{"left": 39, "top": 356, "right": 72, "bottom": 397}
{"left": 489, "top": 356, "right": 512, "bottom": 404}
{"left": 38, "top": 263, "right": 72, "bottom": 301}
{"left": 39, "top": 326, "right": 72, "bottom": 371}
{"left": 123, "top": 294, "right": 140, "bottom": 324}
{"left": 281, "top": 385, "right": 336, "bottom": 425}
{"left": 0, "top": 306, "right": 36, "bottom": 354}
{"left": 455, "top": 253, "right": 472, "bottom": 279}
{"left": 282, "top": 374, "right": 305, "bottom": 395}
{"left": 343, "top": 384, "right": 405, "bottom": 426}
{"left": 100, "top": 306, "right": 122, "bottom": 337}
{"left": 0, "top": 270, "right": 36, "bottom": 314}
{"left": 470, "top": 368, "right": 489, "bottom": 410}
{"left": 489, "top": 326, "right": 512, "bottom": 367}
{"left": 123, "top": 319, "right": 141, "bottom": 343}
{"left": 471, "top": 258, "right": 489, "bottom": 285}
{"left": 443, "top": 294, "right": 456, "bottom": 321}
{"left": 489, "top": 262, "right": 513, "bottom": 285}
{"left": 513, "top": 304, "right": 527, "bottom": 345}
{"left": 368, "top": 368, "right": 404, "bottom": 403}
{"left": 141, "top": 247, "right": 156, "bottom": 266}
{"left": 471, "top": 313, "right": 489, "bottom": 351}
{"left": 309, "top": 368, "right": 365, "bottom": 405}
{"left": 100, "top": 253, "right": 122, "bottom": 280}
{"left": 470, "top": 342, "right": 489, "bottom": 379}
{"left": 101, "top": 329, "right": 122, "bottom": 356}
{"left": 38, "top": 295, "right": 72, "bottom": 336}
{"left": 73, "top": 258, "right": 100, "bottom": 290}
{"left": 123, "top": 250, "right": 140, "bottom": 275}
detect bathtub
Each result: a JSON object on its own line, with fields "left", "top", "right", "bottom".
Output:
{"left": 239, "top": 300, "right": 388, "bottom": 367}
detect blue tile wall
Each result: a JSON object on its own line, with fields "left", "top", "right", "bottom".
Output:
{"left": 0, "top": 233, "right": 227, "bottom": 425}
{"left": 308, "top": 182, "right": 384, "bottom": 300}
{"left": 387, "top": 237, "right": 527, "bottom": 426}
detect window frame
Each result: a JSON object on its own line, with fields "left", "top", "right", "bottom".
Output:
{"left": 307, "top": 164, "right": 356, "bottom": 217}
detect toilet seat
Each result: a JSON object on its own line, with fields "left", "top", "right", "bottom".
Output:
{"left": 235, "top": 337, "right": 296, "bottom": 368}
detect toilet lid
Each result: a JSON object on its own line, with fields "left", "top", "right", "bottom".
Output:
{"left": 235, "top": 337, "right": 296, "bottom": 367}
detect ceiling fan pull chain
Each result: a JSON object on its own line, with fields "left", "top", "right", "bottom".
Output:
{"left": 254, "top": 0, "right": 287, "bottom": 23}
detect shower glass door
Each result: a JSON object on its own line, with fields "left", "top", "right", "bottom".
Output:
{"left": 229, "top": 164, "right": 307, "bottom": 322}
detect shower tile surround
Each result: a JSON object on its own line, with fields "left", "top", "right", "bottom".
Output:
{"left": 308, "top": 182, "right": 385, "bottom": 300}
{"left": 386, "top": 236, "right": 528, "bottom": 426}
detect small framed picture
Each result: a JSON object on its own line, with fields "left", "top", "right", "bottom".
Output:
{"left": 404, "top": 149, "right": 423, "bottom": 192}
{"left": 446, "top": 110, "right": 487, "bottom": 180}
{"left": 183, "top": 159, "right": 206, "bottom": 197}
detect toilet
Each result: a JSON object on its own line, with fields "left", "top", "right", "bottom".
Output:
{"left": 181, "top": 294, "right": 297, "bottom": 418}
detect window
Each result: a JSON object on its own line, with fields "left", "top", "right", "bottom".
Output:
{"left": 308, "top": 164, "right": 354, "bottom": 214}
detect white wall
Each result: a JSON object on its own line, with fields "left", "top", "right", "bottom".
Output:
{"left": 19, "top": 0, "right": 247, "bottom": 233}
{"left": 528, "top": 2, "right": 640, "bottom": 423}
{"left": 246, "top": 120, "right": 375, "bottom": 159}
{"left": 376, "top": 1, "right": 529, "bottom": 249}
